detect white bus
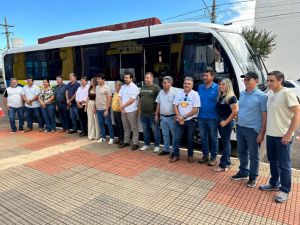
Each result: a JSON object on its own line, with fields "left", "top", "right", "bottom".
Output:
{"left": 1, "top": 22, "right": 267, "bottom": 141}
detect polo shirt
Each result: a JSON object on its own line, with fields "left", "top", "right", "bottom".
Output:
{"left": 198, "top": 82, "right": 218, "bottom": 119}
{"left": 66, "top": 82, "right": 80, "bottom": 107}
{"left": 119, "top": 82, "right": 139, "bottom": 113}
{"left": 54, "top": 83, "right": 67, "bottom": 103}
{"left": 155, "top": 87, "right": 177, "bottom": 115}
{"left": 4, "top": 86, "right": 23, "bottom": 108}
{"left": 21, "top": 84, "right": 41, "bottom": 108}
{"left": 238, "top": 88, "right": 267, "bottom": 133}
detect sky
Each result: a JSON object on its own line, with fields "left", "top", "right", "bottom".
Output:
{"left": 0, "top": 0, "right": 256, "bottom": 50}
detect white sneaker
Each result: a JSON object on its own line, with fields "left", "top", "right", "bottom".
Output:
{"left": 140, "top": 145, "right": 150, "bottom": 151}
{"left": 153, "top": 147, "right": 160, "bottom": 153}
{"left": 97, "top": 138, "right": 105, "bottom": 143}
{"left": 108, "top": 138, "right": 114, "bottom": 145}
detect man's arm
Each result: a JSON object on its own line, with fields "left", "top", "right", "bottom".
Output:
{"left": 104, "top": 94, "right": 112, "bottom": 116}
{"left": 155, "top": 103, "right": 160, "bottom": 123}
{"left": 183, "top": 107, "right": 199, "bottom": 119}
{"left": 282, "top": 105, "right": 300, "bottom": 145}
{"left": 257, "top": 112, "right": 267, "bottom": 144}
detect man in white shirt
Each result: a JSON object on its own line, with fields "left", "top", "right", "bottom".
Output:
{"left": 21, "top": 78, "right": 44, "bottom": 132}
{"left": 3, "top": 78, "right": 24, "bottom": 132}
{"left": 118, "top": 71, "right": 140, "bottom": 150}
{"left": 155, "top": 76, "right": 177, "bottom": 157}
{"left": 259, "top": 71, "right": 300, "bottom": 203}
{"left": 76, "top": 76, "right": 89, "bottom": 137}
{"left": 170, "top": 77, "right": 201, "bottom": 163}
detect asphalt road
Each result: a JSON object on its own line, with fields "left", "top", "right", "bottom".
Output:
{"left": 0, "top": 94, "right": 299, "bottom": 169}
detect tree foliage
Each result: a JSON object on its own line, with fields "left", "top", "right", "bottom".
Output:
{"left": 242, "top": 26, "right": 277, "bottom": 59}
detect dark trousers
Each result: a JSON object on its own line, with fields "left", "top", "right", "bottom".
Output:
{"left": 173, "top": 119, "right": 197, "bottom": 157}
{"left": 25, "top": 106, "right": 43, "bottom": 129}
{"left": 218, "top": 118, "right": 233, "bottom": 168}
{"left": 78, "top": 107, "right": 88, "bottom": 134}
{"left": 266, "top": 135, "right": 292, "bottom": 193}
{"left": 113, "top": 111, "right": 124, "bottom": 141}
{"left": 57, "top": 102, "right": 69, "bottom": 130}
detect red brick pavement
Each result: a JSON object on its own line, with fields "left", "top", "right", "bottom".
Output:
{"left": 26, "top": 147, "right": 300, "bottom": 225}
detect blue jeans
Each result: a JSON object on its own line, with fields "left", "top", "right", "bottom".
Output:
{"left": 69, "top": 106, "right": 80, "bottom": 131}
{"left": 25, "top": 106, "right": 43, "bottom": 129}
{"left": 173, "top": 119, "right": 197, "bottom": 157}
{"left": 160, "top": 115, "right": 175, "bottom": 152}
{"left": 141, "top": 115, "right": 160, "bottom": 147}
{"left": 57, "top": 102, "right": 69, "bottom": 130}
{"left": 97, "top": 109, "right": 114, "bottom": 139}
{"left": 218, "top": 118, "right": 233, "bottom": 168}
{"left": 266, "top": 135, "right": 292, "bottom": 193}
{"left": 198, "top": 118, "right": 219, "bottom": 160}
{"left": 237, "top": 125, "right": 259, "bottom": 180}
{"left": 8, "top": 107, "right": 24, "bottom": 132}
{"left": 41, "top": 104, "right": 56, "bottom": 131}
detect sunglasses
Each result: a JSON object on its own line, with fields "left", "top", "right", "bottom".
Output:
{"left": 184, "top": 94, "right": 188, "bottom": 101}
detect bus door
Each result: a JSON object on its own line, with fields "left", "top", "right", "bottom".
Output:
{"left": 144, "top": 44, "right": 171, "bottom": 86}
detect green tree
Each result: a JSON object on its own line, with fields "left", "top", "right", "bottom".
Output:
{"left": 242, "top": 26, "right": 277, "bottom": 59}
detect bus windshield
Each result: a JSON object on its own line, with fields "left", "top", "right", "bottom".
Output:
{"left": 219, "top": 31, "right": 266, "bottom": 85}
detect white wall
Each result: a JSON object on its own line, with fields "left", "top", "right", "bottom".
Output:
{"left": 255, "top": 0, "right": 300, "bottom": 80}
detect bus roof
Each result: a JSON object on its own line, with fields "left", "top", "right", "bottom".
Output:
{"left": 4, "top": 22, "right": 235, "bottom": 55}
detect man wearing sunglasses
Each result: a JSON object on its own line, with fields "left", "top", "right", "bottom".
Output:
{"left": 170, "top": 77, "right": 201, "bottom": 163}
{"left": 232, "top": 71, "right": 267, "bottom": 188}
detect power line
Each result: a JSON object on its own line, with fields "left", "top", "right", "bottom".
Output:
{"left": 0, "top": 17, "right": 14, "bottom": 49}
{"left": 229, "top": 11, "right": 300, "bottom": 24}
{"left": 161, "top": 0, "right": 255, "bottom": 21}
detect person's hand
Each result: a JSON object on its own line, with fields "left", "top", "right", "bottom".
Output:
{"left": 155, "top": 114, "right": 159, "bottom": 123}
{"left": 5, "top": 105, "right": 9, "bottom": 111}
{"left": 219, "top": 120, "right": 227, "bottom": 128}
{"left": 84, "top": 106, "right": 87, "bottom": 112}
{"left": 67, "top": 100, "right": 71, "bottom": 106}
{"left": 281, "top": 132, "right": 292, "bottom": 145}
{"left": 56, "top": 105, "right": 58, "bottom": 111}
{"left": 104, "top": 110, "right": 108, "bottom": 117}
{"left": 41, "top": 103, "right": 46, "bottom": 108}
{"left": 121, "top": 109, "right": 126, "bottom": 114}
{"left": 256, "top": 133, "right": 265, "bottom": 144}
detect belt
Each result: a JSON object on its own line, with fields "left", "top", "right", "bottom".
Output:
{"left": 160, "top": 114, "right": 175, "bottom": 117}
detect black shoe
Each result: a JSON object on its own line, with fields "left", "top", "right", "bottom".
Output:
{"left": 131, "top": 144, "right": 139, "bottom": 150}
{"left": 247, "top": 179, "right": 257, "bottom": 188}
{"left": 119, "top": 143, "right": 130, "bottom": 148}
{"left": 232, "top": 173, "right": 248, "bottom": 181}
{"left": 170, "top": 153, "right": 174, "bottom": 159}
{"left": 158, "top": 151, "right": 170, "bottom": 156}
{"left": 198, "top": 156, "right": 209, "bottom": 164}
{"left": 68, "top": 130, "right": 77, "bottom": 134}
{"left": 79, "top": 132, "right": 87, "bottom": 137}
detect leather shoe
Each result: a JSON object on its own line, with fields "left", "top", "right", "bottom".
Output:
{"left": 119, "top": 143, "right": 130, "bottom": 148}
{"left": 131, "top": 144, "right": 139, "bottom": 150}
{"left": 79, "top": 132, "right": 87, "bottom": 137}
{"left": 68, "top": 130, "right": 77, "bottom": 134}
{"left": 169, "top": 157, "right": 179, "bottom": 163}
{"left": 188, "top": 156, "right": 194, "bottom": 163}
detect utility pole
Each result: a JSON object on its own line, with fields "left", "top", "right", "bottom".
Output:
{"left": 0, "top": 17, "right": 14, "bottom": 49}
{"left": 211, "top": 0, "right": 217, "bottom": 24}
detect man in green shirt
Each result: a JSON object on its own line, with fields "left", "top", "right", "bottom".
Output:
{"left": 139, "top": 72, "right": 161, "bottom": 152}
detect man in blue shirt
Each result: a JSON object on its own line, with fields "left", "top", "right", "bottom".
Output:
{"left": 232, "top": 71, "right": 267, "bottom": 188}
{"left": 198, "top": 69, "right": 219, "bottom": 166}
{"left": 54, "top": 76, "right": 69, "bottom": 132}
{"left": 66, "top": 73, "right": 81, "bottom": 134}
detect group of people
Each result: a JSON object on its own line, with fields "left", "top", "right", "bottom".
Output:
{"left": 3, "top": 69, "right": 300, "bottom": 204}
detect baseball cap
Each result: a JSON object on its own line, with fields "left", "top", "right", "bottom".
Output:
{"left": 240, "top": 71, "right": 259, "bottom": 80}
